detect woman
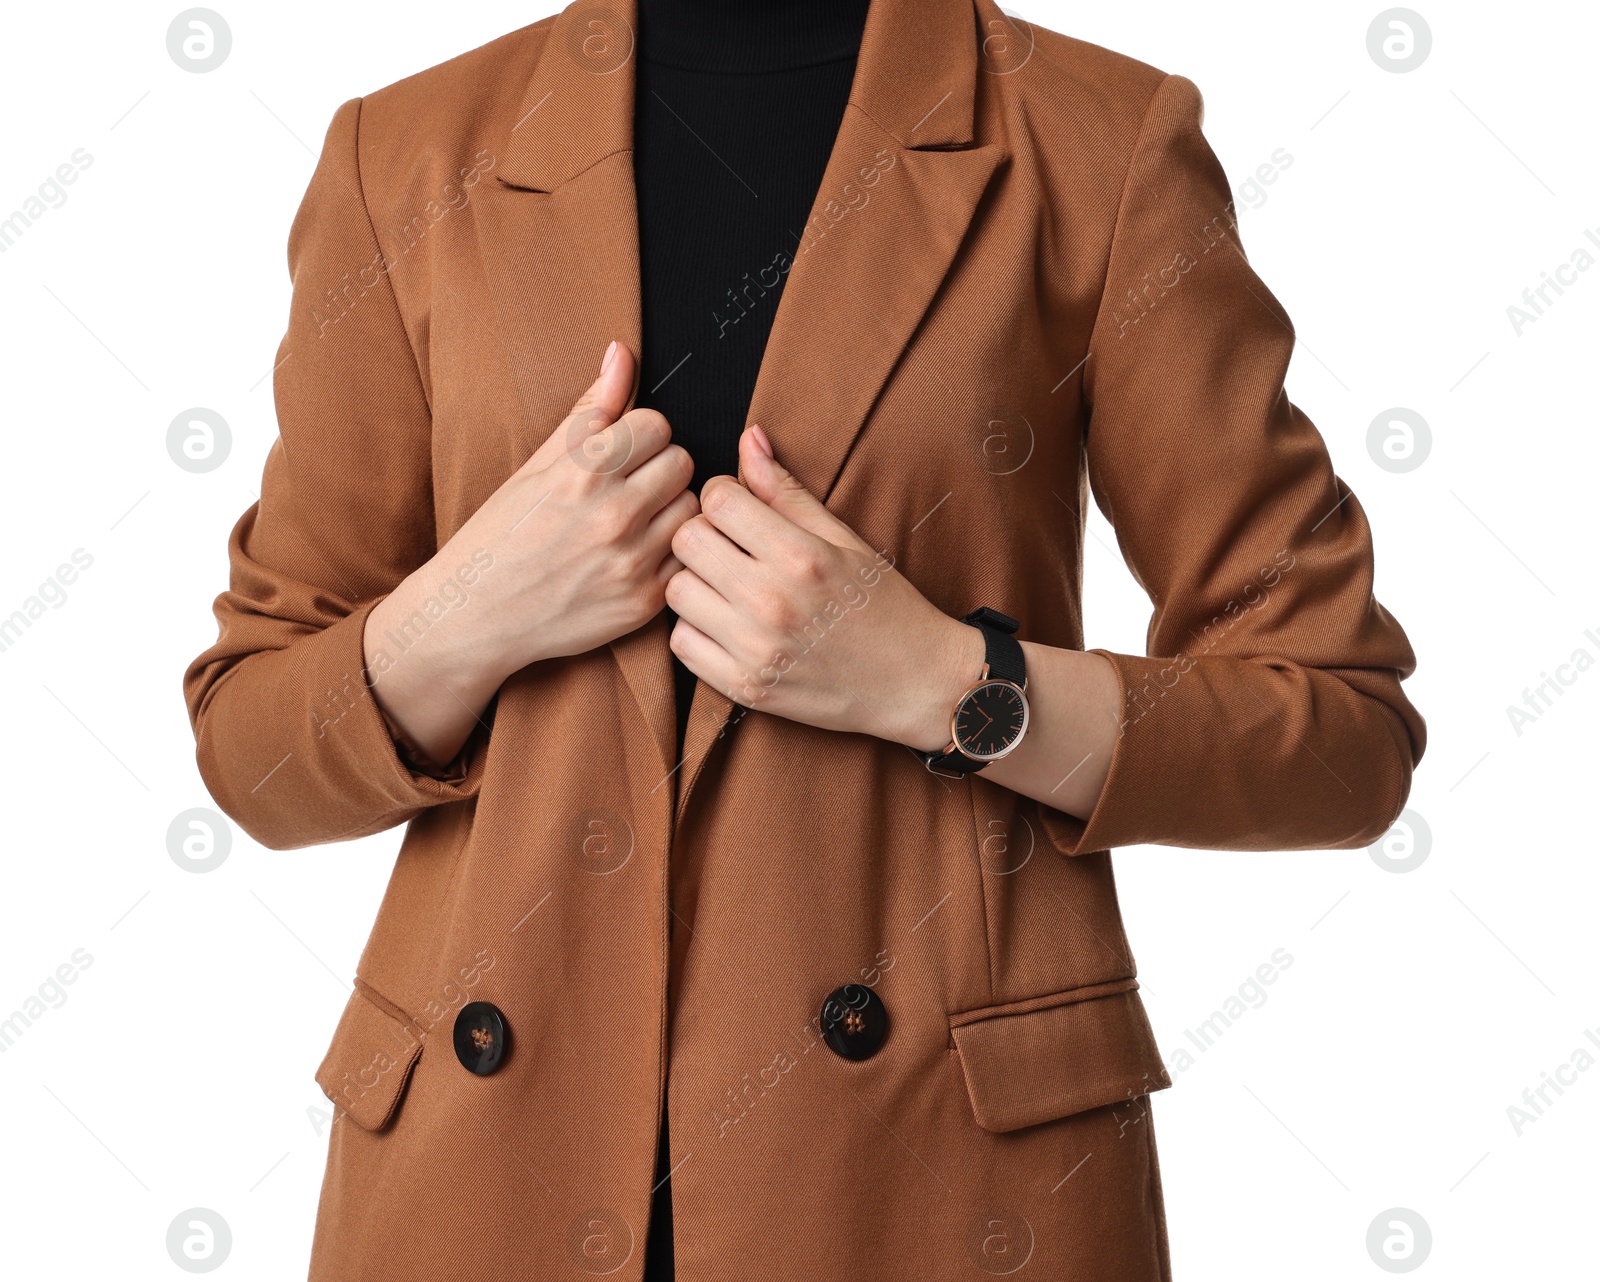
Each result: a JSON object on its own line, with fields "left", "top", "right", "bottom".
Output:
{"left": 183, "top": 0, "right": 1425, "bottom": 1278}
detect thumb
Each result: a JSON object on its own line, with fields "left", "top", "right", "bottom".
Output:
{"left": 571, "top": 339, "right": 635, "bottom": 424}
{"left": 527, "top": 340, "right": 636, "bottom": 472}
{"left": 741, "top": 425, "right": 866, "bottom": 550}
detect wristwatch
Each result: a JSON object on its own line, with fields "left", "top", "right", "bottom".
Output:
{"left": 918, "top": 607, "right": 1030, "bottom": 778}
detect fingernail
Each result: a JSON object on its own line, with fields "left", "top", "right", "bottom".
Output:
{"left": 600, "top": 340, "right": 617, "bottom": 375}
{"left": 749, "top": 423, "right": 773, "bottom": 458}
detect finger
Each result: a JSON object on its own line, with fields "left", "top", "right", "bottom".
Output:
{"left": 626, "top": 441, "right": 695, "bottom": 513}
{"left": 740, "top": 425, "right": 870, "bottom": 551}
{"left": 523, "top": 340, "right": 636, "bottom": 473}
{"left": 671, "top": 512, "right": 758, "bottom": 602}
{"left": 573, "top": 339, "right": 634, "bottom": 421}
{"left": 664, "top": 567, "right": 738, "bottom": 640}
{"left": 643, "top": 487, "right": 700, "bottom": 549}
{"left": 653, "top": 552, "right": 686, "bottom": 589}
{"left": 698, "top": 475, "right": 809, "bottom": 560}
{"left": 568, "top": 405, "right": 674, "bottom": 480}
{"left": 667, "top": 616, "right": 736, "bottom": 691}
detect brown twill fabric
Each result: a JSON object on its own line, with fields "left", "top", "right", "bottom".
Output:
{"left": 182, "top": 0, "right": 1426, "bottom": 1277}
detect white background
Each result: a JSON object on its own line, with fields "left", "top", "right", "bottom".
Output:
{"left": 1, "top": 1, "right": 1594, "bottom": 1277}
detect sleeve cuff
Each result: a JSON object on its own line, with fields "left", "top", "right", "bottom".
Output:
{"left": 195, "top": 597, "right": 489, "bottom": 848}
{"left": 1032, "top": 648, "right": 1153, "bottom": 857}
{"left": 327, "top": 598, "right": 490, "bottom": 812}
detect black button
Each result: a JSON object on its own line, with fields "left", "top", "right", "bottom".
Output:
{"left": 453, "top": 1001, "right": 509, "bottom": 1075}
{"left": 820, "top": 984, "right": 888, "bottom": 1060}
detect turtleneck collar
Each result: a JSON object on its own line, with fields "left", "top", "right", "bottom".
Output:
{"left": 636, "top": 0, "right": 871, "bottom": 74}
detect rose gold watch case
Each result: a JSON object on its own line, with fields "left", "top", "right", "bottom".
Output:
{"left": 936, "top": 662, "right": 1031, "bottom": 767}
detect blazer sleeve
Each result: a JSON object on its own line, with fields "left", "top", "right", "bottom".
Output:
{"left": 182, "top": 96, "right": 487, "bottom": 851}
{"left": 1038, "top": 73, "right": 1426, "bottom": 856}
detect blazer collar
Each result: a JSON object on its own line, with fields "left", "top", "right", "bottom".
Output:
{"left": 477, "top": 0, "right": 1004, "bottom": 820}
{"left": 498, "top": 0, "right": 978, "bottom": 193}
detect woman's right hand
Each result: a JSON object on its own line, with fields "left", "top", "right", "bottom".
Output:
{"left": 362, "top": 341, "right": 698, "bottom": 770}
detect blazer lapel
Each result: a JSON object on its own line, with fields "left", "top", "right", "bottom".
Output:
{"left": 477, "top": 0, "right": 682, "bottom": 789}
{"left": 675, "top": 0, "right": 1007, "bottom": 818}
{"left": 478, "top": 0, "right": 1006, "bottom": 815}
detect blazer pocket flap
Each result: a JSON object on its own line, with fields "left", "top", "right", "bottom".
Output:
{"left": 951, "top": 982, "right": 1172, "bottom": 1133}
{"left": 315, "top": 983, "right": 426, "bottom": 1132}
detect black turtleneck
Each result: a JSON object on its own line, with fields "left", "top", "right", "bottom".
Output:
{"left": 630, "top": 4, "right": 870, "bottom": 1275}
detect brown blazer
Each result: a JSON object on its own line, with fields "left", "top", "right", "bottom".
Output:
{"left": 182, "top": 0, "right": 1426, "bottom": 1277}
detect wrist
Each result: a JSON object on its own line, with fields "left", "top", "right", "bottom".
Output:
{"left": 897, "top": 613, "right": 986, "bottom": 753}
{"left": 367, "top": 567, "right": 510, "bottom": 699}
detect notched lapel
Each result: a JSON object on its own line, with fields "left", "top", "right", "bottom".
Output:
{"left": 478, "top": 0, "right": 641, "bottom": 444}
{"left": 476, "top": 0, "right": 679, "bottom": 786}
{"left": 674, "top": 0, "right": 1008, "bottom": 817}
{"left": 741, "top": 121, "right": 1006, "bottom": 505}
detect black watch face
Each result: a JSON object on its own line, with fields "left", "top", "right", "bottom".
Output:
{"left": 953, "top": 681, "right": 1028, "bottom": 760}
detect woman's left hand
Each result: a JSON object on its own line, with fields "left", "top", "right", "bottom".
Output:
{"left": 666, "top": 425, "right": 981, "bottom": 752}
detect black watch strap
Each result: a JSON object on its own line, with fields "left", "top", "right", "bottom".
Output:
{"left": 918, "top": 608, "right": 1026, "bottom": 777}
{"left": 965, "top": 607, "right": 1024, "bottom": 686}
